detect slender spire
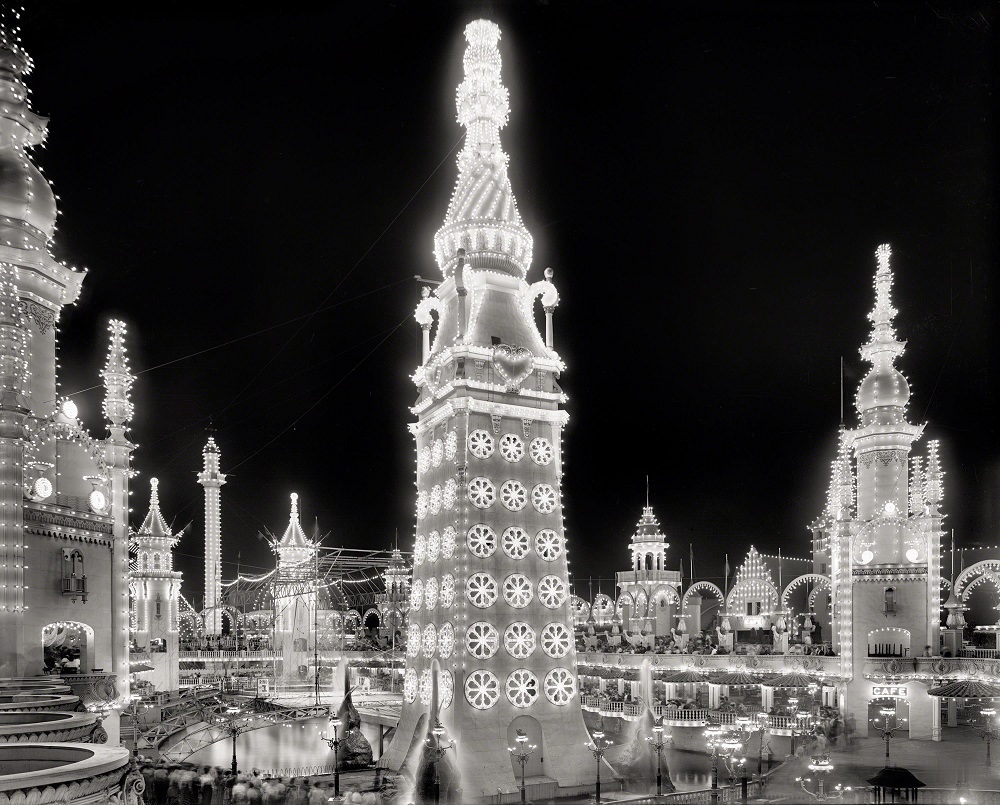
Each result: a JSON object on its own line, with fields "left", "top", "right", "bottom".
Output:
{"left": 138, "top": 477, "right": 176, "bottom": 542}
{"left": 102, "top": 319, "right": 135, "bottom": 429}
{"left": 924, "top": 440, "right": 944, "bottom": 507}
{"left": 855, "top": 244, "right": 911, "bottom": 420}
{"left": 909, "top": 454, "right": 925, "bottom": 515}
{"left": 274, "top": 492, "right": 314, "bottom": 559}
{"left": 434, "top": 20, "right": 532, "bottom": 279}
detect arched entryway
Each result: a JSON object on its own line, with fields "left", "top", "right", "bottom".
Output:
{"left": 42, "top": 621, "right": 95, "bottom": 673}
{"left": 508, "top": 715, "right": 545, "bottom": 779}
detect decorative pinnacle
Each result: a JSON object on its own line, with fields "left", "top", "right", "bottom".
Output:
{"left": 861, "top": 244, "right": 904, "bottom": 364}
{"left": 102, "top": 319, "right": 135, "bottom": 428}
{"left": 456, "top": 20, "right": 510, "bottom": 171}
{"left": 924, "top": 440, "right": 944, "bottom": 506}
{"left": 139, "top": 477, "right": 173, "bottom": 539}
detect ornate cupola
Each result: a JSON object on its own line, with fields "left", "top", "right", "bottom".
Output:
{"left": 630, "top": 503, "right": 669, "bottom": 574}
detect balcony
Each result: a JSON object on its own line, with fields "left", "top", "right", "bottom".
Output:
{"left": 60, "top": 575, "right": 87, "bottom": 603}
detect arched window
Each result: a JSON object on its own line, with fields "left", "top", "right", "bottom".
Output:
{"left": 883, "top": 587, "right": 897, "bottom": 615}
{"left": 153, "top": 554, "right": 161, "bottom": 570}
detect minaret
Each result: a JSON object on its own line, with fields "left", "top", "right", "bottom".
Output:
{"left": 844, "top": 245, "right": 941, "bottom": 740}
{"left": 384, "top": 20, "right": 593, "bottom": 799}
{"left": 130, "top": 478, "right": 183, "bottom": 692}
{"left": 616, "top": 500, "right": 680, "bottom": 636}
{"left": 197, "top": 436, "right": 226, "bottom": 635}
{"left": 271, "top": 493, "right": 317, "bottom": 681}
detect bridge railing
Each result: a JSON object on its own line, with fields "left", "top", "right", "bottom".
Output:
{"left": 257, "top": 765, "right": 337, "bottom": 779}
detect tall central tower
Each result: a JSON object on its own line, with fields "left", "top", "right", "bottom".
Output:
{"left": 197, "top": 436, "right": 226, "bottom": 634}
{"left": 384, "top": 20, "right": 592, "bottom": 800}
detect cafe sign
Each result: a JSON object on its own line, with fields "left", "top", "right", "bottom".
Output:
{"left": 872, "top": 685, "right": 907, "bottom": 698}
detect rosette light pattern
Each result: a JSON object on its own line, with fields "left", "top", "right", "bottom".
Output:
{"left": 506, "top": 669, "right": 539, "bottom": 708}
{"left": 465, "top": 668, "right": 501, "bottom": 710}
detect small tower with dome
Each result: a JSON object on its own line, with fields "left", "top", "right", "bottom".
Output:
{"left": 616, "top": 498, "right": 681, "bottom": 638}
{"left": 271, "top": 493, "right": 317, "bottom": 682}
{"left": 130, "top": 478, "right": 183, "bottom": 692}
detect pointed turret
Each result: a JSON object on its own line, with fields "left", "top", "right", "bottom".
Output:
{"left": 273, "top": 492, "right": 314, "bottom": 566}
{"left": 102, "top": 319, "right": 135, "bottom": 432}
{"left": 139, "top": 477, "right": 174, "bottom": 542}
{"left": 629, "top": 503, "right": 669, "bottom": 573}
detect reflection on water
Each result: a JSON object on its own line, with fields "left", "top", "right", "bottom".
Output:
{"left": 187, "top": 717, "right": 334, "bottom": 773}
{"left": 185, "top": 719, "right": 725, "bottom": 793}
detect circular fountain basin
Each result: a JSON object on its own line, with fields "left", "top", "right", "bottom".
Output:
{"left": 0, "top": 694, "right": 81, "bottom": 712}
{"left": 0, "top": 743, "right": 130, "bottom": 795}
{"left": 0, "top": 711, "right": 99, "bottom": 743}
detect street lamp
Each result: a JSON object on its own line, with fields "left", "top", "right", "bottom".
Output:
{"left": 425, "top": 719, "right": 455, "bottom": 805}
{"left": 646, "top": 718, "right": 668, "bottom": 796}
{"left": 320, "top": 713, "right": 343, "bottom": 797}
{"left": 977, "top": 707, "right": 1000, "bottom": 766}
{"left": 795, "top": 755, "right": 852, "bottom": 801}
{"left": 200, "top": 700, "right": 248, "bottom": 776}
{"left": 755, "top": 712, "right": 771, "bottom": 779}
{"left": 871, "top": 706, "right": 904, "bottom": 765}
{"left": 586, "top": 727, "right": 613, "bottom": 804}
{"left": 120, "top": 694, "right": 150, "bottom": 758}
{"left": 791, "top": 710, "right": 813, "bottom": 757}
{"left": 509, "top": 729, "right": 536, "bottom": 804}
{"left": 705, "top": 725, "right": 740, "bottom": 805}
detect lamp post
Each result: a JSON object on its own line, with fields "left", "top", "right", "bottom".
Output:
{"left": 791, "top": 710, "right": 813, "bottom": 758}
{"left": 586, "top": 727, "right": 612, "bottom": 804}
{"left": 425, "top": 718, "right": 455, "bottom": 805}
{"left": 795, "top": 755, "right": 852, "bottom": 801}
{"left": 705, "top": 725, "right": 740, "bottom": 805}
{"left": 320, "top": 713, "right": 343, "bottom": 797}
{"left": 977, "top": 707, "right": 1000, "bottom": 766}
{"left": 871, "top": 706, "right": 904, "bottom": 765}
{"left": 646, "top": 719, "right": 668, "bottom": 796}
{"left": 121, "top": 694, "right": 150, "bottom": 758}
{"left": 509, "top": 730, "right": 536, "bottom": 804}
{"left": 755, "top": 712, "right": 771, "bottom": 779}
{"left": 201, "top": 700, "right": 247, "bottom": 777}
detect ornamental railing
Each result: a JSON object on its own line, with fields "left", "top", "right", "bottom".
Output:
{"left": 179, "top": 650, "right": 279, "bottom": 660}
{"left": 257, "top": 764, "right": 337, "bottom": 779}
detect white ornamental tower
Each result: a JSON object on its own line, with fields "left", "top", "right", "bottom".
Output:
{"left": 839, "top": 245, "right": 944, "bottom": 739}
{"left": 383, "top": 20, "right": 593, "bottom": 800}
{"left": 271, "top": 493, "right": 317, "bottom": 681}
{"left": 197, "top": 436, "right": 226, "bottom": 635}
{"left": 130, "top": 478, "right": 183, "bottom": 692}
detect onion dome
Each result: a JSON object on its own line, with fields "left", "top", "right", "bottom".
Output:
{"left": 0, "top": 19, "right": 56, "bottom": 245}
{"left": 434, "top": 20, "right": 533, "bottom": 279}
{"left": 855, "top": 245, "right": 910, "bottom": 423}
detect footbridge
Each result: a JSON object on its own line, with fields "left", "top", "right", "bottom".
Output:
{"left": 152, "top": 699, "right": 332, "bottom": 762}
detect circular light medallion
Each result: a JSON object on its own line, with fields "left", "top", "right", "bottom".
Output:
{"left": 89, "top": 489, "right": 108, "bottom": 513}
{"left": 33, "top": 477, "right": 53, "bottom": 500}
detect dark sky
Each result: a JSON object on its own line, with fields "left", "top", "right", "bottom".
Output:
{"left": 21, "top": 2, "right": 996, "bottom": 601}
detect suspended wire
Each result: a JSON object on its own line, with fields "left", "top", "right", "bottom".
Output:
{"left": 216, "top": 133, "right": 463, "bottom": 418}
{"left": 227, "top": 311, "right": 411, "bottom": 474}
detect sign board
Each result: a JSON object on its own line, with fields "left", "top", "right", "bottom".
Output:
{"left": 256, "top": 679, "right": 270, "bottom": 699}
{"left": 871, "top": 685, "right": 906, "bottom": 698}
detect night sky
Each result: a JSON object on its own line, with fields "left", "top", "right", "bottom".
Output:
{"left": 19, "top": 3, "right": 996, "bottom": 604}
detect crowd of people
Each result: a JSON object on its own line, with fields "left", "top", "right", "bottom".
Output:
{"left": 138, "top": 763, "right": 382, "bottom": 804}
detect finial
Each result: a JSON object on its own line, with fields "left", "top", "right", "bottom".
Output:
{"left": 290, "top": 492, "right": 299, "bottom": 517}
{"left": 150, "top": 477, "right": 159, "bottom": 498}
{"left": 102, "top": 319, "right": 135, "bottom": 428}
{"left": 544, "top": 267, "right": 554, "bottom": 280}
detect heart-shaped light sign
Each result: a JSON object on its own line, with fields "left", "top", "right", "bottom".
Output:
{"left": 492, "top": 343, "right": 534, "bottom": 391}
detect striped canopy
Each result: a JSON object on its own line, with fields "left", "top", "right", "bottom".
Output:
{"left": 927, "top": 679, "right": 1000, "bottom": 699}
{"left": 762, "top": 672, "right": 818, "bottom": 688}
{"left": 712, "top": 671, "right": 771, "bottom": 686}
{"left": 661, "top": 670, "right": 708, "bottom": 683}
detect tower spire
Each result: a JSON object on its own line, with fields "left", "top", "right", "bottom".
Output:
{"left": 434, "top": 20, "right": 532, "bottom": 279}
{"left": 102, "top": 319, "right": 135, "bottom": 431}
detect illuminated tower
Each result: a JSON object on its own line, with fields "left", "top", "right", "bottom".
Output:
{"left": 377, "top": 547, "right": 411, "bottom": 645}
{"left": 384, "top": 20, "right": 593, "bottom": 799}
{"left": 271, "top": 493, "right": 316, "bottom": 681}
{"left": 130, "top": 478, "right": 183, "bottom": 691}
{"left": 616, "top": 502, "right": 681, "bottom": 636}
{"left": 197, "top": 436, "right": 226, "bottom": 635}
{"left": 840, "top": 245, "right": 944, "bottom": 739}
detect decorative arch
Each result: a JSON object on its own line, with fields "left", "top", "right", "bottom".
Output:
{"left": 649, "top": 585, "right": 681, "bottom": 607}
{"left": 681, "top": 581, "right": 725, "bottom": 612}
{"left": 955, "top": 561, "right": 1000, "bottom": 601}
{"left": 616, "top": 591, "right": 635, "bottom": 611}
{"left": 344, "top": 610, "right": 363, "bottom": 628}
{"left": 962, "top": 571, "right": 1000, "bottom": 604}
{"left": 726, "top": 579, "right": 780, "bottom": 614}
{"left": 362, "top": 608, "right": 381, "bottom": 629}
{"left": 591, "top": 593, "right": 615, "bottom": 619}
{"left": 781, "top": 574, "right": 832, "bottom": 610}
